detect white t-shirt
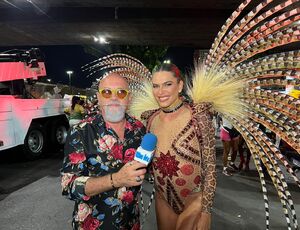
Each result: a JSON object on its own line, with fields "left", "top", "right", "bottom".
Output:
{"left": 222, "top": 117, "right": 233, "bottom": 129}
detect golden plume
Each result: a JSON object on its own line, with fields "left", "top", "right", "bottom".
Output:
{"left": 129, "top": 80, "right": 159, "bottom": 119}
{"left": 187, "top": 63, "right": 246, "bottom": 118}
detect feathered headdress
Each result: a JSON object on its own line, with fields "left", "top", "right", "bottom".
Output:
{"left": 81, "top": 53, "right": 152, "bottom": 93}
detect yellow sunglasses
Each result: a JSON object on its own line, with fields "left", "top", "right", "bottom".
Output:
{"left": 98, "top": 88, "right": 130, "bottom": 99}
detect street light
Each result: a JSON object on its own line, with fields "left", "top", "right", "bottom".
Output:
{"left": 66, "top": 70, "right": 73, "bottom": 94}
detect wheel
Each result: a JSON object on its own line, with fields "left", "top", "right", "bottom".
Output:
{"left": 50, "top": 119, "right": 69, "bottom": 150}
{"left": 23, "top": 123, "right": 46, "bottom": 160}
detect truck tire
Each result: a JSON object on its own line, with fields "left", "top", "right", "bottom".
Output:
{"left": 51, "top": 119, "right": 69, "bottom": 150}
{"left": 24, "top": 123, "right": 46, "bottom": 160}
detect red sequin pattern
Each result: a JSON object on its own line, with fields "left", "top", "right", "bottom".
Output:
{"left": 175, "top": 178, "right": 186, "bottom": 186}
{"left": 180, "top": 188, "right": 191, "bottom": 198}
{"left": 153, "top": 151, "right": 180, "bottom": 179}
{"left": 180, "top": 164, "right": 194, "bottom": 175}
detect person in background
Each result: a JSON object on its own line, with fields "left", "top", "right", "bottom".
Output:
{"left": 64, "top": 96, "right": 85, "bottom": 126}
{"left": 220, "top": 117, "right": 240, "bottom": 176}
{"left": 142, "top": 63, "right": 216, "bottom": 230}
{"left": 238, "top": 135, "right": 251, "bottom": 171}
{"left": 53, "top": 86, "right": 62, "bottom": 99}
{"left": 61, "top": 73, "right": 147, "bottom": 230}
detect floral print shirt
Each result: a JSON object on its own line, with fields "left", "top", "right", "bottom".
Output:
{"left": 61, "top": 113, "right": 146, "bottom": 230}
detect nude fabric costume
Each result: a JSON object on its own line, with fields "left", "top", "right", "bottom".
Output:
{"left": 142, "top": 103, "right": 216, "bottom": 214}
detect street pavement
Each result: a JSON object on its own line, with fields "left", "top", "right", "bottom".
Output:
{"left": 0, "top": 139, "right": 299, "bottom": 230}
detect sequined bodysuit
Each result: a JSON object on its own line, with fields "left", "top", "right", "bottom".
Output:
{"left": 144, "top": 103, "right": 216, "bottom": 214}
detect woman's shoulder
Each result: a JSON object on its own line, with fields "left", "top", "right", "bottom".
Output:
{"left": 189, "top": 102, "right": 213, "bottom": 114}
{"left": 188, "top": 102, "right": 215, "bottom": 124}
{"left": 140, "top": 108, "right": 160, "bottom": 121}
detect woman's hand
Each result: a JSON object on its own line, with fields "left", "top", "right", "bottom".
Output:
{"left": 194, "top": 212, "right": 211, "bottom": 230}
{"left": 177, "top": 211, "right": 211, "bottom": 230}
{"left": 176, "top": 192, "right": 202, "bottom": 230}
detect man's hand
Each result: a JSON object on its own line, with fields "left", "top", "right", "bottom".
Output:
{"left": 85, "top": 160, "right": 146, "bottom": 196}
{"left": 113, "top": 160, "right": 147, "bottom": 187}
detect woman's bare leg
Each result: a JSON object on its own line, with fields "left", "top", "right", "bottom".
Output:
{"left": 222, "top": 141, "right": 231, "bottom": 167}
{"left": 229, "top": 137, "right": 240, "bottom": 170}
{"left": 155, "top": 194, "right": 178, "bottom": 230}
{"left": 222, "top": 141, "right": 233, "bottom": 176}
{"left": 230, "top": 137, "right": 239, "bottom": 163}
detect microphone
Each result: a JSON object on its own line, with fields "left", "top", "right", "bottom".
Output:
{"left": 134, "top": 133, "right": 157, "bottom": 165}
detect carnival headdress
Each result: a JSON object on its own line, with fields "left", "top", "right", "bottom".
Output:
{"left": 81, "top": 53, "right": 152, "bottom": 93}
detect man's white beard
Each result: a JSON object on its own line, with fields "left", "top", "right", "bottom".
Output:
{"left": 102, "top": 102, "right": 126, "bottom": 123}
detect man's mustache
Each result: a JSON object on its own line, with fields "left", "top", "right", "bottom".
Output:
{"left": 103, "top": 101, "right": 122, "bottom": 106}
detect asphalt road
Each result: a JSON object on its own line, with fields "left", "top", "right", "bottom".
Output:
{"left": 0, "top": 144, "right": 299, "bottom": 230}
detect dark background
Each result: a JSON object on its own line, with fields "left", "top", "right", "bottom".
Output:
{"left": 0, "top": 45, "right": 195, "bottom": 88}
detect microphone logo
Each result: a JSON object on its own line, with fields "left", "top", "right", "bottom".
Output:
{"left": 134, "top": 133, "right": 157, "bottom": 165}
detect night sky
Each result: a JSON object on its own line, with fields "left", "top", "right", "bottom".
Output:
{"left": 0, "top": 45, "right": 195, "bottom": 89}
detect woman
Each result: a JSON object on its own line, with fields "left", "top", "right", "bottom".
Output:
{"left": 220, "top": 117, "right": 240, "bottom": 176}
{"left": 142, "top": 63, "right": 216, "bottom": 230}
{"left": 64, "top": 96, "right": 85, "bottom": 126}
{"left": 238, "top": 135, "right": 251, "bottom": 171}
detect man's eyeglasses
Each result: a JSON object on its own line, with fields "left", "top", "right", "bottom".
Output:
{"left": 98, "top": 88, "right": 130, "bottom": 99}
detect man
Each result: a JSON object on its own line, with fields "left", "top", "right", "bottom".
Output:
{"left": 61, "top": 73, "right": 147, "bottom": 230}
